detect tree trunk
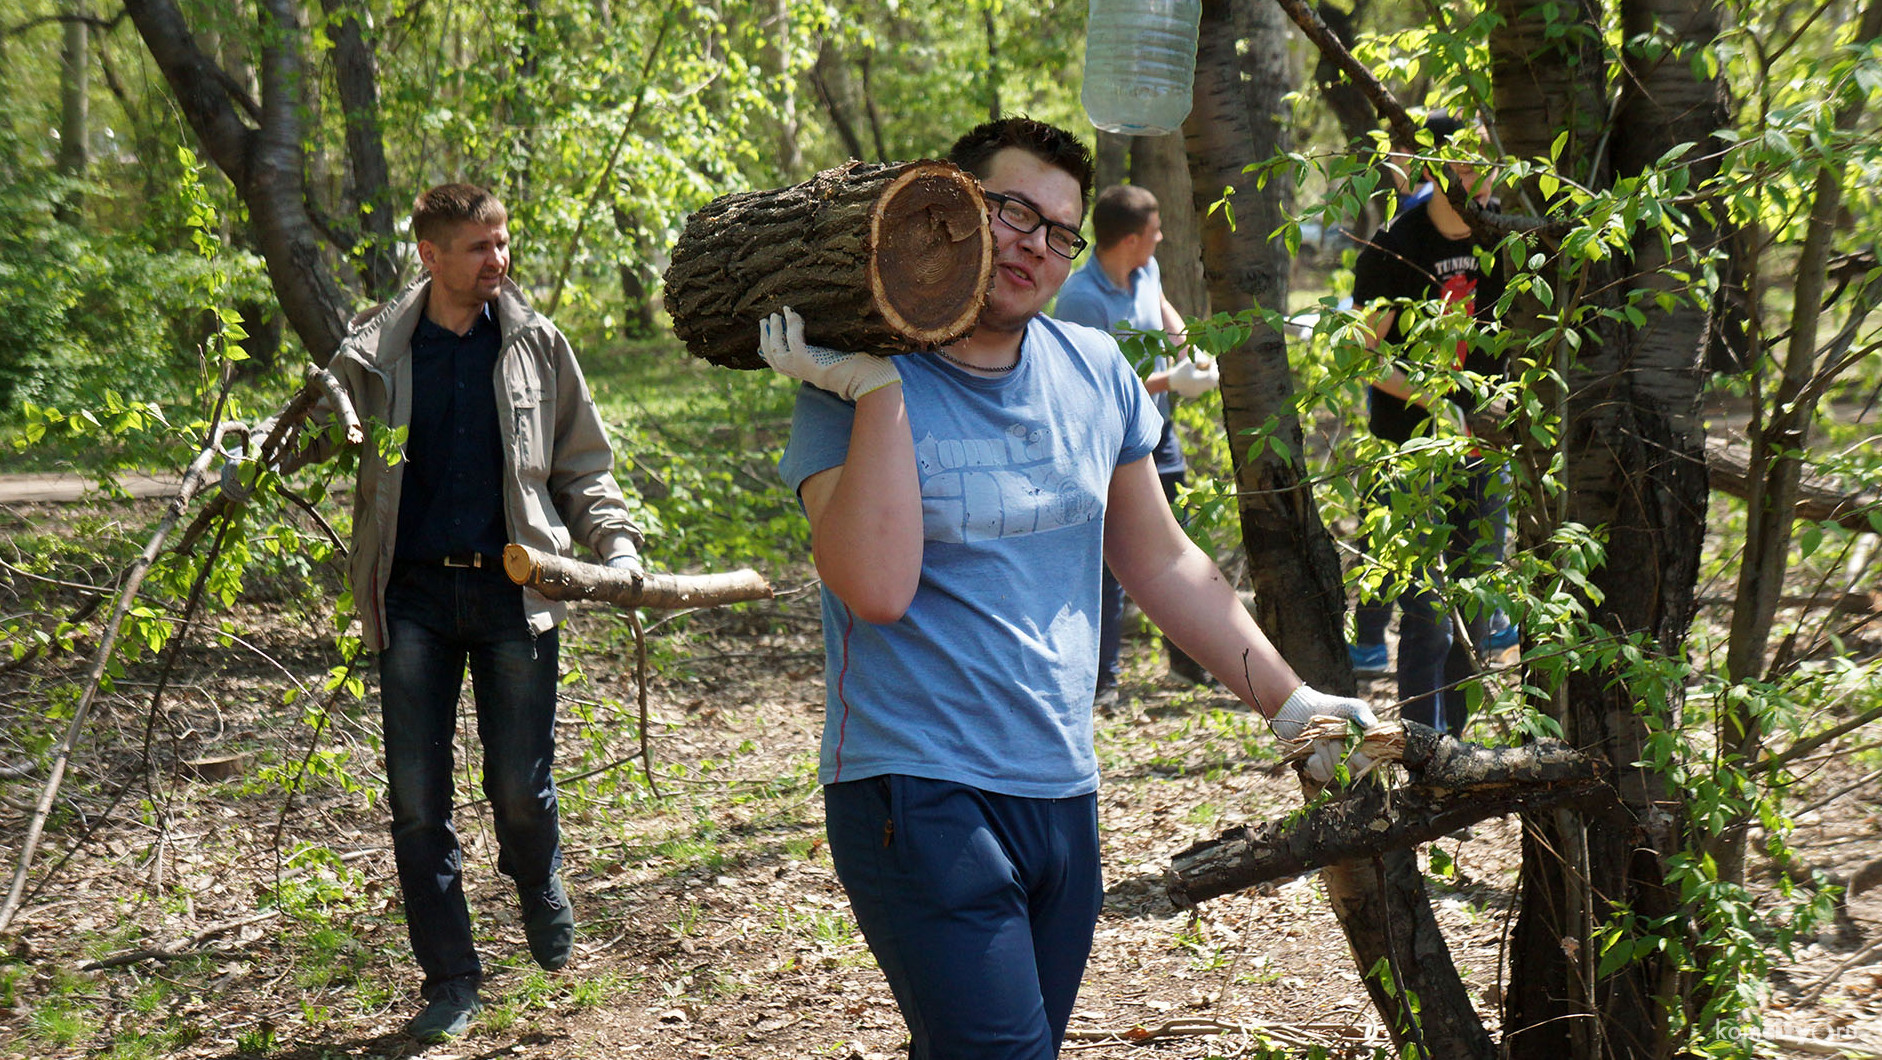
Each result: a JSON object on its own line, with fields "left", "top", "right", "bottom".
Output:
{"left": 612, "top": 203, "right": 658, "bottom": 338}
{"left": 125, "top": 0, "right": 355, "bottom": 361}
{"left": 0, "top": 31, "right": 15, "bottom": 172}
{"left": 507, "top": 0, "right": 543, "bottom": 255}
{"left": 1495, "top": 0, "right": 1698, "bottom": 1055}
{"left": 663, "top": 160, "right": 992, "bottom": 369}
{"left": 317, "top": 0, "right": 398, "bottom": 300}
{"left": 1609, "top": 0, "right": 1727, "bottom": 899}
{"left": 1312, "top": 1, "right": 1385, "bottom": 238}
{"left": 771, "top": 0, "right": 803, "bottom": 179}
{"left": 859, "top": 51, "right": 888, "bottom": 162}
{"left": 1723, "top": 0, "right": 1882, "bottom": 683}
{"left": 1129, "top": 130, "right": 1208, "bottom": 319}
{"left": 810, "top": 37, "right": 868, "bottom": 161}
{"left": 1188, "top": 3, "right": 1488, "bottom": 1055}
{"left": 57, "top": 0, "right": 89, "bottom": 222}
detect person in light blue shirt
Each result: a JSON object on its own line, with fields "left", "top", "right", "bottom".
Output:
{"left": 762, "top": 117, "right": 1375, "bottom": 1060}
{"left": 1053, "top": 184, "right": 1221, "bottom": 701}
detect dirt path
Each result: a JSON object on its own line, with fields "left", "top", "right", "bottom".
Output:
{"left": 0, "top": 472, "right": 181, "bottom": 504}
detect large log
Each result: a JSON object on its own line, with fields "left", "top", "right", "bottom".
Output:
{"left": 502, "top": 544, "right": 773, "bottom": 610}
{"left": 663, "top": 159, "right": 993, "bottom": 369}
{"left": 1167, "top": 722, "right": 1606, "bottom": 906}
{"left": 1704, "top": 435, "right": 1879, "bottom": 532}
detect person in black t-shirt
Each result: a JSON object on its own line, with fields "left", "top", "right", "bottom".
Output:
{"left": 1347, "top": 113, "right": 1506, "bottom": 736}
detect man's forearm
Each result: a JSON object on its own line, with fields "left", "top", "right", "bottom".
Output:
{"left": 1126, "top": 547, "right": 1302, "bottom": 716}
{"left": 1105, "top": 458, "right": 1301, "bottom": 715}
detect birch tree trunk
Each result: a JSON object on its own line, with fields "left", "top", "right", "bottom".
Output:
{"left": 125, "top": 0, "right": 358, "bottom": 360}
{"left": 1131, "top": 131, "right": 1208, "bottom": 319}
{"left": 1495, "top": 0, "right": 1705, "bottom": 1054}
{"left": 1187, "top": 2, "right": 1490, "bottom": 1055}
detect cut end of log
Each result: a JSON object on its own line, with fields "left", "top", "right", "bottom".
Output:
{"left": 868, "top": 163, "right": 993, "bottom": 347}
{"left": 502, "top": 543, "right": 539, "bottom": 587}
{"left": 663, "top": 159, "right": 991, "bottom": 369}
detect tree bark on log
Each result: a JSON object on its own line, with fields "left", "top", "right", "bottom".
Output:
{"left": 502, "top": 544, "right": 773, "bottom": 610}
{"left": 1473, "top": 411, "right": 1878, "bottom": 534}
{"left": 1168, "top": 726, "right": 1604, "bottom": 905}
{"left": 1706, "top": 435, "right": 1878, "bottom": 533}
{"left": 663, "top": 160, "right": 992, "bottom": 369}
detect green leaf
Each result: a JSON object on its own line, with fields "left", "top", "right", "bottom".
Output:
{"left": 1596, "top": 936, "right": 1637, "bottom": 979}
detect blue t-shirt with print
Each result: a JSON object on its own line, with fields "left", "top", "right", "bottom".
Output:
{"left": 1054, "top": 254, "right": 1185, "bottom": 476}
{"left": 778, "top": 315, "right": 1162, "bottom": 798}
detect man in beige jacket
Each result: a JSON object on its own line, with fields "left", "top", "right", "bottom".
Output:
{"left": 318, "top": 183, "right": 642, "bottom": 1042}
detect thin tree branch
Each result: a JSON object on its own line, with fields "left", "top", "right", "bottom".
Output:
{"left": 1267, "top": 0, "right": 1571, "bottom": 242}
{"left": 3, "top": 10, "right": 128, "bottom": 36}
{"left": 0, "top": 372, "right": 236, "bottom": 932}
{"left": 544, "top": 5, "right": 679, "bottom": 315}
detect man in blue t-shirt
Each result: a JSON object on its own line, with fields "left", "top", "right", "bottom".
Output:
{"left": 763, "top": 117, "right": 1376, "bottom": 1060}
{"left": 1054, "top": 184, "right": 1221, "bottom": 702}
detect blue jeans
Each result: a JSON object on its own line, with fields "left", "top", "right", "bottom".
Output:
{"left": 1354, "top": 463, "right": 1500, "bottom": 735}
{"left": 379, "top": 562, "right": 562, "bottom": 996}
{"left": 825, "top": 776, "right": 1103, "bottom": 1059}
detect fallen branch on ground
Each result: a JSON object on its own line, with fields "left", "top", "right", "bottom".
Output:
{"left": 80, "top": 909, "right": 282, "bottom": 970}
{"left": 1705, "top": 436, "right": 1879, "bottom": 533}
{"left": 1064, "top": 1015, "right": 1380, "bottom": 1052}
{"left": 1167, "top": 721, "right": 1605, "bottom": 906}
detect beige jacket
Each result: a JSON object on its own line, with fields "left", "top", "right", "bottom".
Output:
{"left": 319, "top": 275, "right": 642, "bottom": 651}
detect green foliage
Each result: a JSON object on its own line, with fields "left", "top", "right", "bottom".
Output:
{"left": 585, "top": 337, "right": 808, "bottom": 573}
{"left": 0, "top": 139, "right": 272, "bottom": 430}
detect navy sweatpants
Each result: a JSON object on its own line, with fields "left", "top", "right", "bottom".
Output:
{"left": 825, "top": 775, "right": 1104, "bottom": 1059}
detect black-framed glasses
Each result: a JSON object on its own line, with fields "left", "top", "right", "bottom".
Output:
{"left": 983, "top": 191, "right": 1088, "bottom": 260}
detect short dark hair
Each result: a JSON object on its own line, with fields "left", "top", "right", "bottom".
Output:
{"left": 412, "top": 183, "right": 507, "bottom": 246}
{"left": 947, "top": 117, "right": 1094, "bottom": 214}
{"left": 1423, "top": 110, "right": 1465, "bottom": 147}
{"left": 1091, "top": 185, "right": 1160, "bottom": 248}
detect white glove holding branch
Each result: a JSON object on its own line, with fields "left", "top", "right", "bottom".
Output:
{"left": 758, "top": 307, "right": 901, "bottom": 402}
{"left": 605, "top": 553, "right": 644, "bottom": 580}
{"left": 1168, "top": 354, "right": 1220, "bottom": 398}
{"left": 1270, "top": 684, "right": 1381, "bottom": 784}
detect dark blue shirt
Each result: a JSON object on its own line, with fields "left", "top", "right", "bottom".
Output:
{"left": 395, "top": 305, "right": 510, "bottom": 561}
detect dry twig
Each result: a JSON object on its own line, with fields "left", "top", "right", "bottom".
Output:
{"left": 80, "top": 909, "right": 282, "bottom": 970}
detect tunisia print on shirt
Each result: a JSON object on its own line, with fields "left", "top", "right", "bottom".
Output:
{"left": 1437, "top": 267, "right": 1481, "bottom": 365}
{"left": 914, "top": 423, "right": 1101, "bottom": 544}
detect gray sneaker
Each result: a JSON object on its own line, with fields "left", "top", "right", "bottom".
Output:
{"left": 519, "top": 874, "right": 575, "bottom": 971}
{"left": 407, "top": 979, "right": 481, "bottom": 1043}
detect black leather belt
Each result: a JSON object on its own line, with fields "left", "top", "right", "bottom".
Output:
{"left": 440, "top": 552, "right": 496, "bottom": 569}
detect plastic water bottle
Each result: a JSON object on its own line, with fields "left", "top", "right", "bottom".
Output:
{"left": 1081, "top": 0, "right": 1202, "bottom": 136}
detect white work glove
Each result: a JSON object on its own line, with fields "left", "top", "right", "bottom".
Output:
{"left": 1167, "top": 354, "right": 1220, "bottom": 398}
{"left": 605, "top": 553, "right": 644, "bottom": 580}
{"left": 217, "top": 457, "right": 259, "bottom": 505}
{"left": 1269, "top": 684, "right": 1381, "bottom": 785}
{"left": 758, "top": 306, "right": 901, "bottom": 402}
